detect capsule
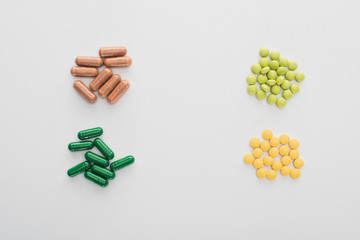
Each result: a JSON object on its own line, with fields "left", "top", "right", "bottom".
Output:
{"left": 75, "top": 56, "right": 103, "bottom": 67}
{"left": 67, "top": 161, "right": 91, "bottom": 177}
{"left": 78, "top": 127, "right": 103, "bottom": 140}
{"left": 107, "top": 80, "right": 130, "bottom": 104}
{"left": 99, "top": 74, "right": 121, "bottom": 98}
{"left": 104, "top": 56, "right": 132, "bottom": 67}
{"left": 99, "top": 46, "right": 127, "bottom": 58}
{"left": 89, "top": 68, "right": 112, "bottom": 91}
{"left": 91, "top": 165, "right": 116, "bottom": 180}
{"left": 68, "top": 141, "right": 93, "bottom": 151}
{"left": 73, "top": 80, "right": 97, "bottom": 103}
{"left": 84, "top": 171, "right": 108, "bottom": 187}
{"left": 85, "top": 151, "right": 109, "bottom": 167}
{"left": 110, "top": 155, "right": 135, "bottom": 171}
{"left": 93, "top": 138, "right": 114, "bottom": 160}
{"left": 71, "top": 66, "right": 98, "bottom": 77}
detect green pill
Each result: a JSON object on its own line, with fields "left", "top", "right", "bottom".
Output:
{"left": 247, "top": 85, "right": 257, "bottom": 95}
{"left": 257, "top": 74, "right": 268, "bottom": 84}
{"left": 270, "top": 50, "right": 280, "bottom": 60}
{"left": 259, "top": 58, "right": 269, "bottom": 67}
{"left": 251, "top": 64, "right": 262, "bottom": 74}
{"left": 295, "top": 72, "right": 305, "bottom": 82}
{"left": 281, "top": 80, "right": 291, "bottom": 89}
{"left": 91, "top": 165, "right": 116, "bottom": 180}
{"left": 85, "top": 151, "right": 110, "bottom": 167}
{"left": 269, "top": 61, "right": 279, "bottom": 70}
{"left": 276, "top": 97, "right": 287, "bottom": 108}
{"left": 247, "top": 75, "right": 257, "bottom": 84}
{"left": 256, "top": 90, "right": 266, "bottom": 100}
{"left": 68, "top": 141, "right": 93, "bottom": 152}
{"left": 259, "top": 48, "right": 270, "bottom": 57}
{"left": 267, "top": 94, "right": 277, "bottom": 104}
{"left": 283, "top": 89, "right": 293, "bottom": 100}
{"left": 84, "top": 171, "right": 108, "bottom": 187}
{"left": 94, "top": 138, "right": 114, "bottom": 160}
{"left": 288, "top": 61, "right": 297, "bottom": 70}
{"left": 267, "top": 70, "right": 277, "bottom": 80}
{"left": 266, "top": 80, "right": 276, "bottom": 86}
{"left": 261, "top": 84, "right": 270, "bottom": 92}
{"left": 67, "top": 161, "right": 91, "bottom": 177}
{"left": 78, "top": 127, "right": 103, "bottom": 140}
{"left": 261, "top": 66, "right": 270, "bottom": 74}
{"left": 279, "top": 57, "right": 288, "bottom": 67}
{"left": 291, "top": 83, "right": 300, "bottom": 94}
{"left": 271, "top": 85, "right": 281, "bottom": 95}
{"left": 110, "top": 155, "right": 135, "bottom": 171}
{"left": 276, "top": 76, "right": 285, "bottom": 85}
{"left": 285, "top": 71, "right": 295, "bottom": 80}
{"left": 277, "top": 67, "right": 286, "bottom": 76}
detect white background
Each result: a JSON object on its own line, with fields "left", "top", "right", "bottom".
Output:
{"left": 1, "top": 0, "right": 360, "bottom": 239}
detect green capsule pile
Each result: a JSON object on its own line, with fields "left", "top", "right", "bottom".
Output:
{"left": 246, "top": 48, "right": 305, "bottom": 108}
{"left": 67, "top": 127, "right": 134, "bottom": 187}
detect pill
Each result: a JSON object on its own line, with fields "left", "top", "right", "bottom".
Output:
{"left": 247, "top": 75, "right": 257, "bottom": 84}
{"left": 276, "top": 76, "right": 285, "bottom": 85}
{"left": 281, "top": 80, "right": 291, "bottom": 89}
{"left": 247, "top": 85, "right": 258, "bottom": 95}
{"left": 267, "top": 70, "right": 277, "bottom": 80}
{"left": 257, "top": 168, "right": 267, "bottom": 178}
{"left": 263, "top": 156, "right": 274, "bottom": 166}
{"left": 279, "top": 145, "right": 290, "bottom": 156}
{"left": 294, "top": 159, "right": 304, "bottom": 168}
{"left": 110, "top": 155, "right": 135, "bottom": 171}
{"left": 266, "top": 80, "right": 276, "bottom": 86}
{"left": 259, "top": 58, "right": 269, "bottom": 67}
{"left": 291, "top": 83, "right": 300, "bottom": 94}
{"left": 279, "top": 134, "right": 290, "bottom": 144}
{"left": 251, "top": 64, "right": 262, "bottom": 74}
{"left": 295, "top": 72, "right": 305, "bottom": 82}
{"left": 244, "top": 154, "right": 255, "bottom": 164}
{"left": 276, "top": 97, "right": 286, "bottom": 108}
{"left": 272, "top": 161, "right": 282, "bottom": 171}
{"left": 85, "top": 151, "right": 110, "bottom": 167}
{"left": 269, "top": 147, "right": 279, "bottom": 158}
{"left": 288, "top": 61, "right": 298, "bottom": 71}
{"left": 94, "top": 138, "right": 114, "bottom": 160}
{"left": 270, "top": 137, "right": 280, "bottom": 147}
{"left": 277, "top": 67, "right": 286, "bottom": 76}
{"left": 260, "top": 141, "right": 270, "bottom": 151}
{"left": 78, "top": 127, "right": 103, "bottom": 140}
{"left": 270, "top": 51, "right": 280, "bottom": 60}
{"left": 279, "top": 57, "right": 288, "bottom": 67}
{"left": 91, "top": 165, "right": 116, "bottom": 180}
{"left": 67, "top": 161, "right": 91, "bottom": 177}
{"left": 261, "top": 66, "right": 270, "bottom": 74}
{"left": 104, "top": 56, "right": 132, "bottom": 67}
{"left": 257, "top": 74, "right": 268, "bottom": 84}
{"left": 75, "top": 56, "right": 103, "bottom": 67}
{"left": 253, "top": 158, "right": 263, "bottom": 169}
{"left": 107, "top": 80, "right": 130, "bottom": 104}
{"left": 252, "top": 148, "right": 263, "bottom": 158}
{"left": 68, "top": 141, "right": 93, "bottom": 152}
{"left": 89, "top": 68, "right": 113, "bottom": 91}
{"left": 289, "top": 149, "right": 300, "bottom": 160}
{"left": 267, "top": 94, "right": 277, "bottom": 104}
{"left": 99, "top": 46, "right": 127, "bottom": 58}
{"left": 280, "top": 166, "right": 291, "bottom": 176}
{"left": 269, "top": 60, "right": 279, "bottom": 70}
{"left": 281, "top": 156, "right": 291, "bottom": 166}
{"left": 99, "top": 74, "right": 121, "bottom": 98}
{"left": 283, "top": 89, "right": 293, "bottom": 100}
{"left": 256, "top": 90, "right": 266, "bottom": 100}
{"left": 290, "top": 168, "right": 301, "bottom": 179}
{"left": 271, "top": 85, "right": 281, "bottom": 95}
{"left": 267, "top": 169, "right": 277, "bottom": 180}
{"left": 73, "top": 80, "right": 97, "bottom": 103}
{"left": 285, "top": 71, "right": 295, "bottom": 80}
{"left": 289, "top": 139, "right": 300, "bottom": 149}
{"left": 261, "top": 84, "right": 270, "bottom": 92}
{"left": 250, "top": 137, "right": 261, "bottom": 148}
{"left": 71, "top": 66, "right": 98, "bottom": 77}
{"left": 259, "top": 48, "right": 270, "bottom": 57}
{"left": 262, "top": 129, "right": 273, "bottom": 140}
{"left": 84, "top": 171, "right": 108, "bottom": 187}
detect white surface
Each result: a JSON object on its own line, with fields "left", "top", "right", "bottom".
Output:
{"left": 1, "top": 0, "right": 360, "bottom": 239}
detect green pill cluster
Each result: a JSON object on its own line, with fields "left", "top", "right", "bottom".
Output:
{"left": 67, "top": 127, "right": 134, "bottom": 187}
{"left": 247, "top": 48, "right": 305, "bottom": 108}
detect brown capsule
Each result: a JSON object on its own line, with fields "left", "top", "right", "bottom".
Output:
{"left": 99, "top": 46, "right": 127, "bottom": 58}
{"left": 99, "top": 74, "right": 121, "bottom": 98}
{"left": 75, "top": 56, "right": 103, "bottom": 67}
{"left": 107, "top": 80, "right": 130, "bottom": 104}
{"left": 71, "top": 66, "right": 98, "bottom": 77}
{"left": 89, "top": 68, "right": 113, "bottom": 91}
{"left": 104, "top": 56, "right": 132, "bottom": 67}
{"left": 73, "top": 80, "right": 97, "bottom": 103}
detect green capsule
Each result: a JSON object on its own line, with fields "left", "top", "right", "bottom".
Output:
{"left": 110, "top": 155, "right": 135, "bottom": 171}
{"left": 78, "top": 127, "right": 103, "bottom": 140}
{"left": 68, "top": 141, "right": 93, "bottom": 152}
{"left": 67, "top": 161, "right": 91, "bottom": 177}
{"left": 91, "top": 165, "right": 115, "bottom": 180}
{"left": 84, "top": 171, "right": 108, "bottom": 187}
{"left": 94, "top": 138, "right": 114, "bottom": 160}
{"left": 85, "top": 152, "right": 109, "bottom": 167}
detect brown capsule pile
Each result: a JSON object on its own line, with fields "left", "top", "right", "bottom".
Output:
{"left": 71, "top": 46, "right": 132, "bottom": 104}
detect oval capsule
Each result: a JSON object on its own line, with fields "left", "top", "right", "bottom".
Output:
{"left": 99, "top": 74, "right": 121, "bottom": 98}
{"left": 93, "top": 138, "right": 114, "bottom": 160}
{"left": 85, "top": 151, "right": 109, "bottom": 167}
{"left": 89, "top": 68, "right": 112, "bottom": 91}
{"left": 84, "top": 171, "right": 108, "bottom": 187}
{"left": 75, "top": 56, "right": 103, "bottom": 67}
{"left": 91, "top": 165, "right": 116, "bottom": 180}
{"left": 67, "top": 161, "right": 91, "bottom": 177}
{"left": 99, "top": 46, "right": 127, "bottom": 57}
{"left": 107, "top": 80, "right": 130, "bottom": 104}
{"left": 68, "top": 141, "right": 93, "bottom": 152}
{"left": 104, "top": 56, "right": 132, "bottom": 67}
{"left": 73, "top": 80, "right": 97, "bottom": 103}
{"left": 110, "top": 155, "right": 135, "bottom": 171}
{"left": 78, "top": 127, "right": 103, "bottom": 140}
{"left": 71, "top": 66, "right": 98, "bottom": 77}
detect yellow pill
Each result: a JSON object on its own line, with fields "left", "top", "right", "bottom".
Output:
{"left": 270, "top": 137, "right": 280, "bottom": 147}
{"left": 294, "top": 158, "right": 304, "bottom": 168}
{"left": 272, "top": 161, "right": 282, "bottom": 171}
{"left": 260, "top": 141, "right": 271, "bottom": 151}
{"left": 256, "top": 168, "right": 267, "bottom": 178}
{"left": 289, "top": 149, "right": 300, "bottom": 159}
{"left": 253, "top": 148, "right": 263, "bottom": 158}
{"left": 269, "top": 147, "right": 279, "bottom": 158}
{"left": 262, "top": 129, "right": 273, "bottom": 140}
{"left": 290, "top": 168, "right": 301, "bottom": 179}
{"left": 279, "top": 134, "right": 290, "bottom": 145}
{"left": 253, "top": 159, "right": 264, "bottom": 169}
{"left": 289, "top": 139, "right": 300, "bottom": 149}
{"left": 281, "top": 156, "right": 291, "bottom": 166}
{"left": 267, "top": 170, "right": 277, "bottom": 180}
{"left": 244, "top": 154, "right": 255, "bottom": 164}
{"left": 279, "top": 145, "right": 290, "bottom": 156}
{"left": 250, "top": 137, "right": 261, "bottom": 148}
{"left": 280, "top": 166, "right": 291, "bottom": 176}
{"left": 263, "top": 156, "right": 274, "bottom": 166}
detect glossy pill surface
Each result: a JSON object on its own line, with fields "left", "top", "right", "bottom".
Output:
{"left": 290, "top": 168, "right": 301, "bottom": 179}
{"left": 252, "top": 148, "right": 263, "bottom": 158}
{"left": 91, "top": 165, "right": 116, "bottom": 180}
{"left": 89, "top": 68, "right": 113, "bottom": 91}
{"left": 99, "top": 74, "right": 121, "bottom": 98}
{"left": 260, "top": 141, "right": 270, "bottom": 151}
{"left": 250, "top": 137, "right": 261, "bottom": 148}
{"left": 85, "top": 151, "right": 109, "bottom": 167}
{"left": 107, "top": 80, "right": 130, "bottom": 104}
{"left": 280, "top": 166, "right": 291, "bottom": 176}
{"left": 294, "top": 159, "right": 304, "bottom": 168}
{"left": 84, "top": 171, "right": 108, "bottom": 187}
{"left": 76, "top": 56, "right": 103, "bottom": 67}
{"left": 262, "top": 129, "right": 273, "bottom": 140}
{"left": 99, "top": 46, "right": 127, "bottom": 57}
{"left": 267, "top": 169, "right": 277, "bottom": 180}
{"left": 68, "top": 141, "right": 93, "bottom": 152}
{"left": 78, "top": 127, "right": 103, "bottom": 140}
{"left": 94, "top": 138, "right": 114, "bottom": 160}
{"left": 104, "top": 56, "right": 132, "bottom": 67}
{"left": 67, "top": 161, "right": 91, "bottom": 177}
{"left": 257, "top": 168, "right": 267, "bottom": 178}
{"left": 73, "top": 80, "right": 97, "bottom": 103}
{"left": 244, "top": 154, "right": 254, "bottom": 164}
{"left": 71, "top": 66, "right": 98, "bottom": 77}
{"left": 110, "top": 155, "right": 135, "bottom": 171}
{"left": 253, "top": 159, "right": 263, "bottom": 169}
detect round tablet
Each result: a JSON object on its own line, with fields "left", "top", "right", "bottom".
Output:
{"left": 247, "top": 85, "right": 258, "bottom": 95}
{"left": 283, "top": 89, "right": 293, "bottom": 100}
{"left": 267, "top": 70, "right": 277, "bottom": 80}
{"left": 269, "top": 147, "right": 279, "bottom": 158}
{"left": 256, "top": 90, "right": 266, "bottom": 100}
{"left": 263, "top": 156, "right": 274, "bottom": 166}
{"left": 277, "top": 67, "right": 286, "bottom": 76}
{"left": 259, "top": 58, "right": 270, "bottom": 67}
{"left": 257, "top": 168, "right": 267, "bottom": 178}
{"left": 289, "top": 139, "right": 300, "bottom": 149}
{"left": 290, "top": 168, "right": 301, "bottom": 179}
{"left": 262, "top": 129, "right": 273, "bottom": 140}
{"left": 281, "top": 156, "right": 291, "bottom": 166}
{"left": 250, "top": 137, "right": 261, "bottom": 148}
{"left": 276, "top": 76, "right": 285, "bottom": 85}
{"left": 261, "top": 84, "right": 270, "bottom": 92}
{"left": 253, "top": 148, "right": 263, "bottom": 158}
{"left": 270, "top": 137, "right": 280, "bottom": 147}
{"left": 279, "top": 134, "right": 290, "bottom": 144}
{"left": 295, "top": 72, "right": 305, "bottom": 82}
{"left": 271, "top": 85, "right": 281, "bottom": 95}
{"left": 259, "top": 48, "right": 270, "bottom": 57}
{"left": 289, "top": 149, "right": 300, "bottom": 160}
{"left": 294, "top": 158, "right": 304, "bottom": 168}
{"left": 279, "top": 57, "right": 288, "bottom": 67}
{"left": 267, "top": 170, "right": 277, "bottom": 180}
{"left": 276, "top": 97, "right": 287, "bottom": 108}
{"left": 288, "top": 61, "right": 298, "bottom": 70}
{"left": 247, "top": 75, "right": 257, "bottom": 84}
{"left": 266, "top": 80, "right": 276, "bottom": 86}
{"left": 290, "top": 83, "right": 300, "bottom": 94}
{"left": 270, "top": 50, "right": 280, "bottom": 60}
{"left": 281, "top": 80, "right": 291, "bottom": 89}
{"left": 272, "top": 161, "right": 282, "bottom": 171}
{"left": 279, "top": 145, "right": 290, "bottom": 156}
{"left": 244, "top": 154, "right": 255, "bottom": 164}
{"left": 285, "top": 71, "right": 295, "bottom": 80}
{"left": 269, "top": 60, "right": 279, "bottom": 70}
{"left": 253, "top": 158, "right": 264, "bottom": 168}
{"left": 267, "top": 94, "right": 277, "bottom": 104}
{"left": 261, "top": 66, "right": 270, "bottom": 74}
{"left": 260, "top": 141, "right": 271, "bottom": 151}
{"left": 251, "top": 64, "right": 262, "bottom": 74}
{"left": 257, "top": 74, "right": 268, "bottom": 84}
{"left": 280, "top": 166, "right": 291, "bottom": 176}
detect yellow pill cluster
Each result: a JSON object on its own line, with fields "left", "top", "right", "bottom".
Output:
{"left": 244, "top": 129, "right": 304, "bottom": 180}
